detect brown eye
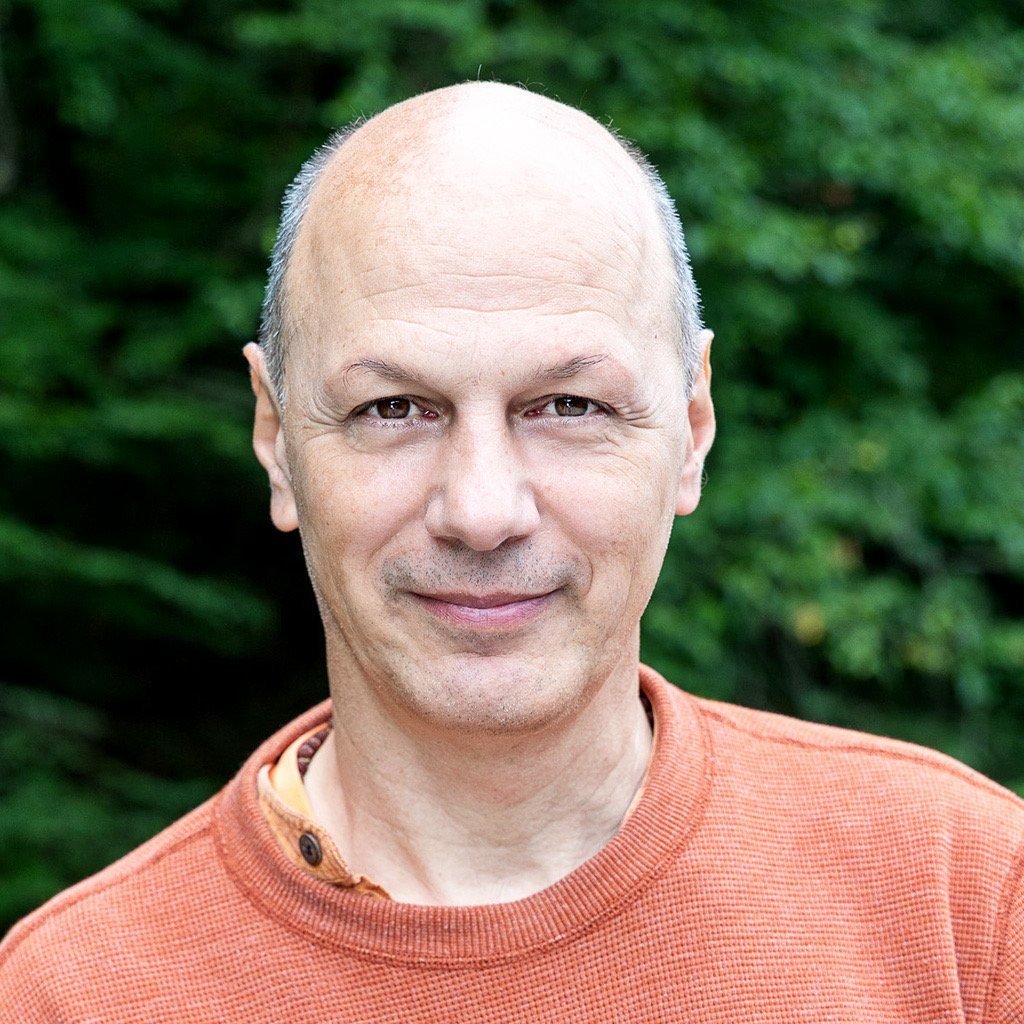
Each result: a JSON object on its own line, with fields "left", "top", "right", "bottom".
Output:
{"left": 554, "top": 395, "right": 589, "bottom": 417}
{"left": 374, "top": 397, "right": 412, "bottom": 419}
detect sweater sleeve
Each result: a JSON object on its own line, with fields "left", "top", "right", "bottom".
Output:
{"left": 986, "top": 841, "right": 1024, "bottom": 1024}
{"left": 0, "top": 926, "right": 67, "bottom": 1024}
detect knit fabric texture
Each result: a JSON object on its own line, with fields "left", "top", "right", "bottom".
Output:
{"left": 2, "top": 665, "right": 1023, "bottom": 1023}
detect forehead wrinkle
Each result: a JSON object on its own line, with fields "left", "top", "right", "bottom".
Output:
{"left": 354, "top": 315, "right": 460, "bottom": 337}
{"left": 340, "top": 259, "right": 652, "bottom": 323}
{"left": 297, "top": 225, "right": 655, "bottom": 334}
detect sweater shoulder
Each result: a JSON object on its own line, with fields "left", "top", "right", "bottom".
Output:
{"left": 0, "top": 793, "right": 218, "bottom": 970}
{"left": 691, "top": 693, "right": 1024, "bottom": 817}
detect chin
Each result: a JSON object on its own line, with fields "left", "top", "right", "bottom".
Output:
{"left": 388, "top": 653, "right": 595, "bottom": 737}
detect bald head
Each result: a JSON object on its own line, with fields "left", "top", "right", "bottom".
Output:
{"left": 258, "top": 82, "right": 702, "bottom": 399}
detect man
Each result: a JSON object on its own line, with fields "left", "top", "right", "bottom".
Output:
{"left": 1, "top": 82, "right": 1021, "bottom": 1022}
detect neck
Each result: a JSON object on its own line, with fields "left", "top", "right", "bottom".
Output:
{"left": 304, "top": 661, "right": 653, "bottom": 906}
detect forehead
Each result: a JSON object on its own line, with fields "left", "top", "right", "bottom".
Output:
{"left": 285, "top": 92, "right": 678, "bottom": 381}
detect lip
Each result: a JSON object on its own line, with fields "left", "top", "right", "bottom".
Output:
{"left": 411, "top": 590, "right": 557, "bottom": 629}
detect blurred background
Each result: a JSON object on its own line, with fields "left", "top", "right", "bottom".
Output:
{"left": 1, "top": 0, "right": 1023, "bottom": 933}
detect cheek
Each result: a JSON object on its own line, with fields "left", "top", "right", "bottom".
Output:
{"left": 536, "top": 452, "right": 677, "bottom": 577}
{"left": 294, "top": 448, "right": 429, "bottom": 569}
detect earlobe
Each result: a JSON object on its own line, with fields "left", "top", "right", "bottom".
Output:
{"left": 675, "top": 329, "right": 716, "bottom": 517}
{"left": 243, "top": 342, "right": 299, "bottom": 533}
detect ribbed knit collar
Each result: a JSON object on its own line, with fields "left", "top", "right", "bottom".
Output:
{"left": 213, "top": 664, "right": 712, "bottom": 966}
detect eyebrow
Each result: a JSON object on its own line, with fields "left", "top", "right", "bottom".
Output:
{"left": 342, "top": 354, "right": 610, "bottom": 383}
{"left": 343, "top": 358, "right": 412, "bottom": 383}
{"left": 543, "top": 354, "right": 608, "bottom": 379}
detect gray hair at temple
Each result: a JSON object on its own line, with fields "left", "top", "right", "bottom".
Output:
{"left": 257, "top": 115, "right": 703, "bottom": 404}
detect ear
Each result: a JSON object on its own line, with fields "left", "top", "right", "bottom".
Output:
{"left": 243, "top": 342, "right": 299, "bottom": 533}
{"left": 676, "top": 329, "right": 716, "bottom": 517}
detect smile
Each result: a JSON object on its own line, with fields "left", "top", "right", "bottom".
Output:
{"left": 411, "top": 591, "right": 557, "bottom": 629}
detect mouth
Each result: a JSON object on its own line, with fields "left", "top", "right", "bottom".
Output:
{"left": 410, "top": 590, "right": 557, "bottom": 629}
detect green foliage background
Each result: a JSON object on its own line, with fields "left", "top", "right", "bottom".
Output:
{"left": 1, "top": 0, "right": 1022, "bottom": 932}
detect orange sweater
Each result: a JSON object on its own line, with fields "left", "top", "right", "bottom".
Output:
{"left": 2, "top": 666, "right": 1022, "bottom": 1022}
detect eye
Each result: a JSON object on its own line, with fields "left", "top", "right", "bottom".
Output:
{"left": 358, "top": 396, "right": 436, "bottom": 421}
{"left": 553, "top": 395, "right": 590, "bottom": 417}
{"left": 371, "top": 397, "right": 412, "bottom": 420}
{"left": 528, "top": 395, "right": 605, "bottom": 418}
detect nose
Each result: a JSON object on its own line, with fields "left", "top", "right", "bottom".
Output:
{"left": 424, "top": 417, "right": 540, "bottom": 551}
